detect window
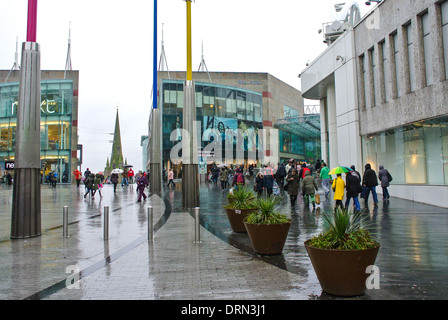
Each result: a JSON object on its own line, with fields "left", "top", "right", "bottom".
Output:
{"left": 368, "top": 47, "right": 377, "bottom": 106}
{"left": 392, "top": 32, "right": 401, "bottom": 98}
{"left": 441, "top": 1, "right": 448, "bottom": 79}
{"left": 405, "top": 22, "right": 416, "bottom": 92}
{"left": 359, "top": 54, "right": 367, "bottom": 109}
{"left": 421, "top": 11, "right": 433, "bottom": 86}
{"left": 380, "top": 40, "right": 390, "bottom": 102}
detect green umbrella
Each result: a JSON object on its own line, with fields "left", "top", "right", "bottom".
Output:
{"left": 328, "top": 166, "right": 352, "bottom": 175}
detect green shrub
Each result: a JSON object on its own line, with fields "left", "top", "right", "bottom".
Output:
{"left": 245, "top": 195, "right": 290, "bottom": 225}
{"left": 225, "top": 186, "right": 258, "bottom": 210}
{"left": 307, "top": 208, "right": 379, "bottom": 250}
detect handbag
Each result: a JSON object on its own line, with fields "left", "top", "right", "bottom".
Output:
{"left": 283, "top": 182, "right": 289, "bottom": 191}
{"left": 315, "top": 194, "right": 320, "bottom": 204}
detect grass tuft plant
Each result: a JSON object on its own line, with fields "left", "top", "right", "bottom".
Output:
{"left": 307, "top": 208, "right": 379, "bottom": 250}
{"left": 244, "top": 195, "right": 290, "bottom": 225}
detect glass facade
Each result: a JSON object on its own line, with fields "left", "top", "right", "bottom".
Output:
{"left": 362, "top": 116, "right": 448, "bottom": 185}
{"left": 0, "top": 80, "right": 74, "bottom": 183}
{"left": 161, "top": 80, "right": 263, "bottom": 176}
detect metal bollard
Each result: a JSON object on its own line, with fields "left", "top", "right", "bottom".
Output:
{"left": 103, "top": 206, "right": 109, "bottom": 240}
{"left": 63, "top": 206, "right": 69, "bottom": 238}
{"left": 194, "top": 207, "right": 201, "bottom": 243}
{"left": 148, "top": 207, "right": 154, "bottom": 242}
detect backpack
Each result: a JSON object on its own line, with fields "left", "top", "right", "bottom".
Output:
{"left": 236, "top": 173, "right": 244, "bottom": 184}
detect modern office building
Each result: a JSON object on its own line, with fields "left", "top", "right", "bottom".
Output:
{"left": 300, "top": 0, "right": 448, "bottom": 207}
{"left": 0, "top": 70, "right": 79, "bottom": 184}
{"left": 154, "top": 71, "right": 320, "bottom": 177}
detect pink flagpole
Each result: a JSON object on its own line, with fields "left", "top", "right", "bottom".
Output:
{"left": 26, "top": 0, "right": 38, "bottom": 42}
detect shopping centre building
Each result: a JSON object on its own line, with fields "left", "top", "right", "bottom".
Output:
{"left": 0, "top": 70, "right": 79, "bottom": 184}
{"left": 300, "top": 0, "right": 448, "bottom": 207}
{"left": 154, "top": 71, "right": 321, "bottom": 177}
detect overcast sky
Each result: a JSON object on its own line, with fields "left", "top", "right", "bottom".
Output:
{"left": 0, "top": 0, "right": 371, "bottom": 174}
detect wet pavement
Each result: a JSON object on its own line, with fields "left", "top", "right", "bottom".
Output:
{"left": 0, "top": 178, "right": 448, "bottom": 301}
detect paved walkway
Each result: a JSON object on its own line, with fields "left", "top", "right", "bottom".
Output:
{"left": 0, "top": 179, "right": 447, "bottom": 302}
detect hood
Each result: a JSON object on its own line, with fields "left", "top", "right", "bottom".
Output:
{"left": 305, "top": 170, "right": 311, "bottom": 176}
{"left": 365, "top": 163, "right": 371, "bottom": 170}
{"left": 379, "top": 165, "right": 384, "bottom": 170}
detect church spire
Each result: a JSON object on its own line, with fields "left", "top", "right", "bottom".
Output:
{"left": 105, "top": 108, "right": 124, "bottom": 175}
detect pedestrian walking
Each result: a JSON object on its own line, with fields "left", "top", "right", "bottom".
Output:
{"left": 362, "top": 163, "right": 379, "bottom": 206}
{"left": 319, "top": 162, "right": 331, "bottom": 197}
{"left": 220, "top": 166, "right": 229, "bottom": 189}
{"left": 378, "top": 165, "right": 392, "bottom": 201}
{"left": 137, "top": 172, "right": 148, "bottom": 202}
{"left": 254, "top": 172, "right": 264, "bottom": 197}
{"left": 302, "top": 170, "right": 318, "bottom": 209}
{"left": 345, "top": 170, "right": 361, "bottom": 212}
{"left": 73, "top": 169, "right": 81, "bottom": 188}
{"left": 167, "top": 169, "right": 175, "bottom": 188}
{"left": 84, "top": 173, "right": 95, "bottom": 198}
{"left": 92, "top": 173, "right": 102, "bottom": 198}
{"left": 111, "top": 172, "right": 119, "bottom": 193}
{"left": 121, "top": 169, "right": 128, "bottom": 187}
{"left": 332, "top": 173, "right": 345, "bottom": 211}
{"left": 232, "top": 168, "right": 245, "bottom": 188}
{"left": 262, "top": 165, "right": 274, "bottom": 196}
{"left": 286, "top": 168, "right": 300, "bottom": 208}
{"left": 51, "top": 171, "right": 58, "bottom": 188}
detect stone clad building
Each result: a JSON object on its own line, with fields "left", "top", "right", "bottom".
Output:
{"left": 300, "top": 0, "right": 448, "bottom": 207}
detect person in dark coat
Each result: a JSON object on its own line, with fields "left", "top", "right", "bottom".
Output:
{"left": 345, "top": 171, "right": 361, "bottom": 212}
{"left": 84, "top": 173, "right": 95, "bottom": 198}
{"left": 378, "top": 165, "right": 392, "bottom": 200}
{"left": 262, "top": 165, "right": 275, "bottom": 196}
{"left": 136, "top": 172, "right": 148, "bottom": 202}
{"left": 254, "top": 172, "right": 264, "bottom": 197}
{"left": 286, "top": 168, "right": 300, "bottom": 208}
{"left": 277, "top": 162, "right": 287, "bottom": 189}
{"left": 111, "top": 172, "right": 119, "bottom": 193}
{"left": 362, "top": 163, "right": 379, "bottom": 206}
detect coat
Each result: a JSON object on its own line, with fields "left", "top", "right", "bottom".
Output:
{"left": 220, "top": 168, "right": 229, "bottom": 181}
{"left": 254, "top": 175, "right": 264, "bottom": 193}
{"left": 319, "top": 166, "right": 330, "bottom": 180}
{"left": 111, "top": 173, "right": 119, "bottom": 184}
{"left": 137, "top": 176, "right": 148, "bottom": 190}
{"left": 346, "top": 172, "right": 361, "bottom": 197}
{"left": 332, "top": 176, "right": 345, "bottom": 200}
{"left": 85, "top": 174, "right": 95, "bottom": 189}
{"left": 362, "top": 164, "right": 378, "bottom": 187}
{"left": 378, "top": 166, "right": 391, "bottom": 188}
{"left": 301, "top": 171, "right": 318, "bottom": 195}
{"left": 286, "top": 172, "right": 300, "bottom": 195}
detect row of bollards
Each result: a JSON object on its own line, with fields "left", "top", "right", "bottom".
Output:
{"left": 62, "top": 205, "right": 201, "bottom": 243}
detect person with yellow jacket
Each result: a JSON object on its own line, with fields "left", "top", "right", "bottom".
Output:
{"left": 332, "top": 173, "right": 345, "bottom": 211}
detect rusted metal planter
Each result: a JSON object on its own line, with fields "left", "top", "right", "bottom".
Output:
{"left": 304, "top": 240, "right": 380, "bottom": 296}
{"left": 244, "top": 222, "right": 291, "bottom": 255}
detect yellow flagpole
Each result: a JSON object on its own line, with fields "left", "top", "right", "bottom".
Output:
{"left": 186, "top": 0, "right": 192, "bottom": 81}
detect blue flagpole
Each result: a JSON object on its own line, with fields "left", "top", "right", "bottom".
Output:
{"left": 153, "top": 0, "right": 157, "bottom": 109}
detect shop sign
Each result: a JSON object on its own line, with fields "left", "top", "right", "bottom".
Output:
{"left": 11, "top": 99, "right": 58, "bottom": 115}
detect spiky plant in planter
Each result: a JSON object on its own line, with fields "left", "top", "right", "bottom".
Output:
{"left": 244, "top": 195, "right": 291, "bottom": 255}
{"left": 224, "top": 186, "right": 259, "bottom": 233}
{"left": 305, "top": 208, "right": 380, "bottom": 296}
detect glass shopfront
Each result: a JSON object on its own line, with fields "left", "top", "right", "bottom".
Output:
{"left": 161, "top": 81, "right": 264, "bottom": 177}
{"left": 0, "top": 80, "right": 74, "bottom": 183}
{"left": 362, "top": 116, "right": 448, "bottom": 185}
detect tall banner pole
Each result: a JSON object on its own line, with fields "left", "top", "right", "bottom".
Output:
{"left": 182, "top": 0, "right": 199, "bottom": 208}
{"left": 149, "top": 0, "right": 162, "bottom": 194}
{"left": 11, "top": 0, "right": 42, "bottom": 238}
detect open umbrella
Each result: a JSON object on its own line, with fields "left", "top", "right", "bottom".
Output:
{"left": 123, "top": 165, "right": 133, "bottom": 168}
{"left": 328, "top": 166, "right": 352, "bottom": 175}
{"left": 111, "top": 168, "right": 123, "bottom": 174}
